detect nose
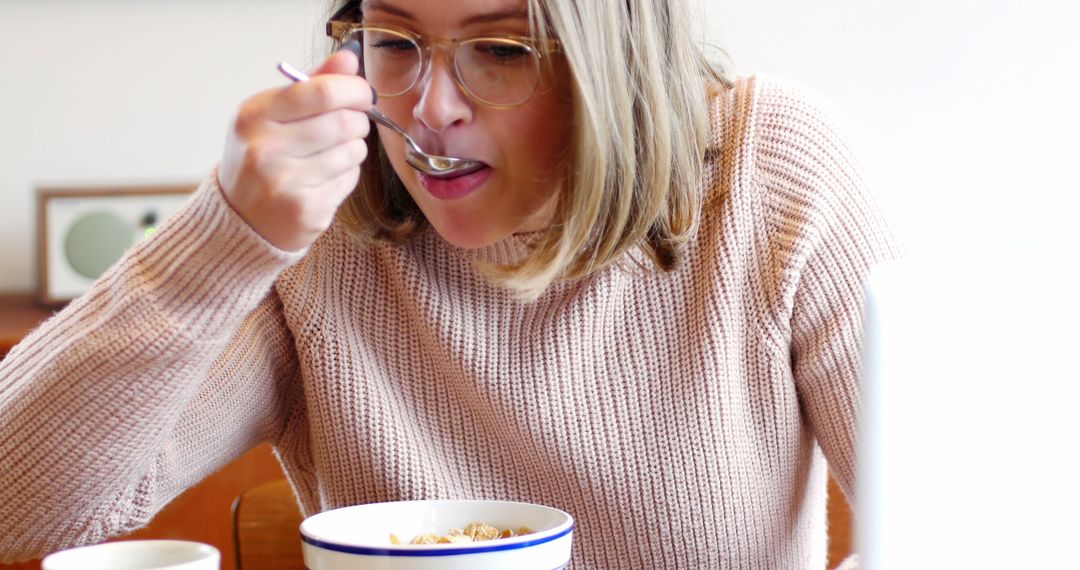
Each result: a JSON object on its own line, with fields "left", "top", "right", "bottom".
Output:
{"left": 412, "top": 53, "right": 474, "bottom": 135}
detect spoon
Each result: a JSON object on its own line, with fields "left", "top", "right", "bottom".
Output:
{"left": 276, "top": 61, "right": 485, "bottom": 179}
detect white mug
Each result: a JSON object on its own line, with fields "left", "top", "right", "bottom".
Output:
{"left": 41, "top": 540, "right": 220, "bottom": 570}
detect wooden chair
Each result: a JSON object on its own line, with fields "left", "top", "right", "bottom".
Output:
{"left": 827, "top": 474, "right": 855, "bottom": 569}
{"left": 232, "top": 479, "right": 305, "bottom": 570}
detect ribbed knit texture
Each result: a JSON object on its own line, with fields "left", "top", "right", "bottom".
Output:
{"left": 0, "top": 75, "right": 902, "bottom": 568}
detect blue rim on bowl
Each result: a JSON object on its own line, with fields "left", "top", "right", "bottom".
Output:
{"left": 302, "top": 524, "right": 574, "bottom": 557}
{"left": 300, "top": 499, "right": 575, "bottom": 558}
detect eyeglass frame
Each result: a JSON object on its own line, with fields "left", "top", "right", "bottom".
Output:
{"left": 325, "top": 1, "right": 562, "bottom": 109}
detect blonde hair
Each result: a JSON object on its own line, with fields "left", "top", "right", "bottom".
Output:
{"left": 333, "top": 0, "right": 729, "bottom": 300}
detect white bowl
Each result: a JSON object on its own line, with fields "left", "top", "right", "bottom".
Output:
{"left": 41, "top": 540, "right": 219, "bottom": 570}
{"left": 300, "top": 499, "right": 574, "bottom": 570}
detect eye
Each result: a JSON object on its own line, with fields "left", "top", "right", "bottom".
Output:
{"left": 371, "top": 38, "right": 416, "bottom": 52}
{"left": 471, "top": 41, "right": 532, "bottom": 63}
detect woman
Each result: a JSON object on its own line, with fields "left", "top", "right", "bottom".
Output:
{"left": 0, "top": 0, "right": 901, "bottom": 567}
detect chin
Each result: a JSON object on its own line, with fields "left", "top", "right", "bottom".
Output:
{"left": 432, "top": 224, "right": 505, "bottom": 250}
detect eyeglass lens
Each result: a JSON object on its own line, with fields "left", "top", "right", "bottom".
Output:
{"left": 343, "top": 28, "right": 542, "bottom": 107}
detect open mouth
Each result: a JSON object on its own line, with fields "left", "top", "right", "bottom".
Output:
{"left": 422, "top": 161, "right": 488, "bottom": 180}
{"left": 418, "top": 164, "right": 493, "bottom": 201}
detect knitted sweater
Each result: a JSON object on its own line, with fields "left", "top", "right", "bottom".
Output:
{"left": 0, "top": 75, "right": 902, "bottom": 568}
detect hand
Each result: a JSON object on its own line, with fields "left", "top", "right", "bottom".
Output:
{"left": 218, "top": 49, "right": 374, "bottom": 252}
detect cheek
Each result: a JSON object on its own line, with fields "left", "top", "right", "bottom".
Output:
{"left": 501, "top": 102, "right": 573, "bottom": 179}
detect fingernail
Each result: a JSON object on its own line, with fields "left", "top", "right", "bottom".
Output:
{"left": 337, "top": 39, "right": 362, "bottom": 61}
{"left": 371, "top": 86, "right": 378, "bottom": 105}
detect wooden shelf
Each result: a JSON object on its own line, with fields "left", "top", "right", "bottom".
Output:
{"left": 0, "top": 294, "right": 56, "bottom": 358}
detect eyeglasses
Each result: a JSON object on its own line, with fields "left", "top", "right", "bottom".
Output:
{"left": 326, "top": 4, "right": 560, "bottom": 109}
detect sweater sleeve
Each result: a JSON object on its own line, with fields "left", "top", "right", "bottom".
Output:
{"left": 753, "top": 77, "right": 904, "bottom": 504}
{"left": 0, "top": 168, "right": 307, "bottom": 563}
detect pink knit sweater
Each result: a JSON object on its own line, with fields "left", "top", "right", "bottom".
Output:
{"left": 0, "top": 75, "right": 901, "bottom": 568}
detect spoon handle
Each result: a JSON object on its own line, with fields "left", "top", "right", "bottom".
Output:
{"left": 277, "top": 61, "right": 310, "bottom": 82}
{"left": 276, "top": 62, "right": 423, "bottom": 155}
{"left": 364, "top": 109, "right": 424, "bottom": 155}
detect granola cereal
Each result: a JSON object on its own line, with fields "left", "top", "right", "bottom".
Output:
{"left": 389, "top": 522, "right": 534, "bottom": 545}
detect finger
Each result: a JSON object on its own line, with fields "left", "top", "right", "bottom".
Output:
{"left": 268, "top": 74, "right": 375, "bottom": 122}
{"left": 274, "top": 109, "right": 371, "bottom": 158}
{"left": 293, "top": 138, "right": 369, "bottom": 188}
{"left": 311, "top": 43, "right": 361, "bottom": 77}
{"left": 324, "top": 164, "right": 363, "bottom": 204}
{"left": 302, "top": 165, "right": 363, "bottom": 215}
{"left": 268, "top": 43, "right": 369, "bottom": 122}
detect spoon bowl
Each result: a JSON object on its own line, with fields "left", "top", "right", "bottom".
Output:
{"left": 277, "top": 61, "right": 484, "bottom": 179}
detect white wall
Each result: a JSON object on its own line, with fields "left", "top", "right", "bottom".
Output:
{"left": 0, "top": 0, "right": 332, "bottom": 292}
{"left": 1, "top": 0, "right": 1078, "bottom": 292}
{"left": 696, "top": 0, "right": 1080, "bottom": 252}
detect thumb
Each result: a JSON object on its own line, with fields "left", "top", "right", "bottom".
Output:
{"left": 312, "top": 40, "right": 362, "bottom": 77}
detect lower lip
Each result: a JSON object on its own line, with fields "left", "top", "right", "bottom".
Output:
{"left": 418, "top": 167, "right": 491, "bottom": 201}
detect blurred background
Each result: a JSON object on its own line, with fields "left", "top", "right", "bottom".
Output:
{"left": 699, "top": 0, "right": 1080, "bottom": 254}
{"left": 1, "top": 0, "right": 1079, "bottom": 292}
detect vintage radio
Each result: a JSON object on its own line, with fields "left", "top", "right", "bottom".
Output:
{"left": 37, "top": 185, "right": 194, "bottom": 305}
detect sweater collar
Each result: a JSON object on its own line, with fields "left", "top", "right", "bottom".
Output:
{"left": 420, "top": 226, "right": 544, "bottom": 266}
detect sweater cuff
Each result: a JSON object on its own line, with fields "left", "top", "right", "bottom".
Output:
{"left": 121, "top": 167, "right": 306, "bottom": 334}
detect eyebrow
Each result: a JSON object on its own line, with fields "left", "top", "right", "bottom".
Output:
{"left": 360, "top": 0, "right": 528, "bottom": 27}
